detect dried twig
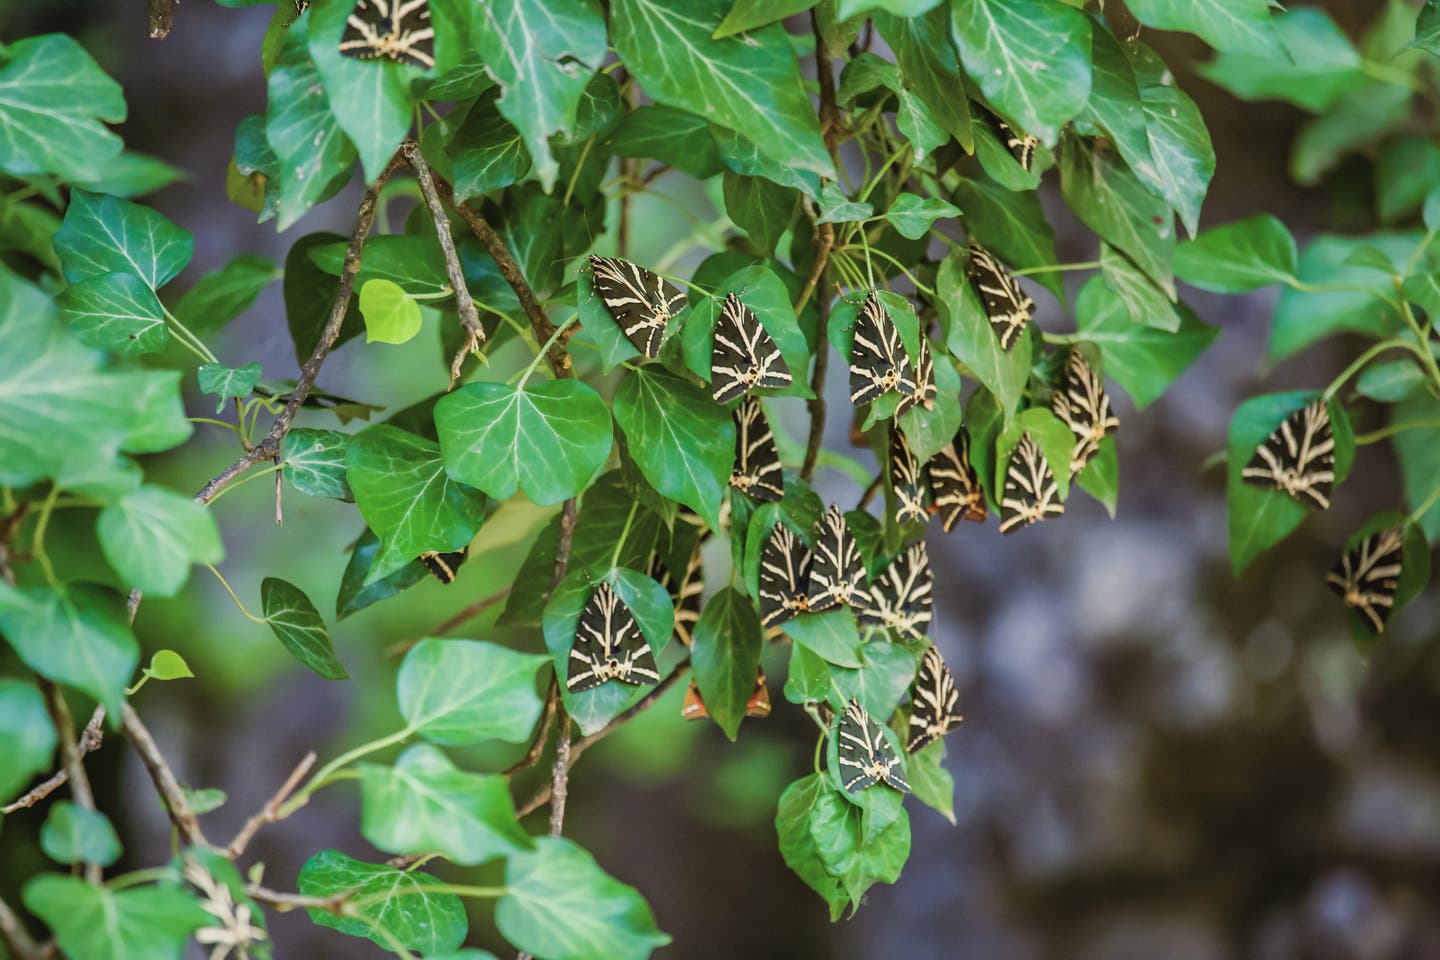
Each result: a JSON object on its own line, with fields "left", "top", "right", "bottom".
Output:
{"left": 3, "top": 704, "right": 104, "bottom": 815}
{"left": 0, "top": 892, "right": 43, "bottom": 960}
{"left": 385, "top": 586, "right": 512, "bottom": 658}
{"left": 800, "top": 220, "right": 836, "bottom": 483}
{"left": 503, "top": 677, "right": 558, "bottom": 776}
{"left": 226, "top": 751, "right": 317, "bottom": 858}
{"left": 40, "top": 682, "right": 100, "bottom": 881}
{"left": 120, "top": 703, "right": 208, "bottom": 847}
{"left": 246, "top": 885, "right": 351, "bottom": 915}
{"left": 148, "top": 0, "right": 176, "bottom": 39}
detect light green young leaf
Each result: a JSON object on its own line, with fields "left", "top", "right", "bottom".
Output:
{"left": 1075, "top": 276, "right": 1216, "bottom": 410}
{"left": 197, "top": 362, "right": 262, "bottom": 413}
{"left": 54, "top": 190, "right": 192, "bottom": 290}
{"left": 298, "top": 851, "right": 467, "bottom": 955}
{"left": 359, "top": 278, "right": 423, "bottom": 345}
{"left": 885, "top": 193, "right": 960, "bottom": 240}
{"left": 144, "top": 649, "right": 194, "bottom": 681}
{"left": 23, "top": 876, "right": 207, "bottom": 960}
{"left": 57, "top": 272, "right": 170, "bottom": 356}
{"left": 282, "top": 428, "right": 354, "bottom": 501}
{"left": 41, "top": 802, "right": 122, "bottom": 867}
{"left": 97, "top": 485, "right": 223, "bottom": 598}
{"left": 1125, "top": 0, "right": 1282, "bottom": 56}
{"left": 0, "top": 679, "right": 56, "bottom": 803}
{"left": 1059, "top": 134, "right": 1175, "bottom": 297}
{"left": 691, "top": 587, "right": 764, "bottom": 740}
{"left": 261, "top": 577, "right": 347, "bottom": 681}
{"left": 397, "top": 638, "right": 549, "bottom": 745}
{"left": 1174, "top": 214, "right": 1298, "bottom": 292}
{"left": 0, "top": 34, "right": 126, "bottom": 181}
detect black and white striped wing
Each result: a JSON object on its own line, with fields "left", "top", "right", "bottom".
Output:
{"left": 896, "top": 333, "right": 936, "bottom": 416}
{"left": 889, "top": 428, "right": 928, "bottom": 525}
{"left": 1326, "top": 526, "right": 1404, "bottom": 634}
{"left": 418, "top": 548, "right": 466, "bottom": 584}
{"left": 711, "top": 293, "right": 792, "bottom": 404}
{"left": 907, "top": 644, "right": 962, "bottom": 752}
{"left": 649, "top": 551, "right": 703, "bottom": 647}
{"left": 836, "top": 699, "right": 909, "bottom": 793}
{"left": 730, "top": 396, "right": 784, "bottom": 503}
{"left": 1242, "top": 399, "right": 1335, "bottom": 510}
{"left": 566, "top": 583, "right": 660, "bottom": 692}
{"left": 758, "top": 524, "right": 811, "bottom": 628}
{"left": 849, "top": 291, "right": 915, "bottom": 405}
{"left": 588, "top": 255, "right": 684, "bottom": 359}
{"left": 928, "top": 427, "right": 987, "bottom": 530}
{"left": 997, "top": 119, "right": 1038, "bottom": 171}
{"left": 859, "top": 542, "right": 933, "bottom": 640}
{"left": 998, "top": 433, "right": 1064, "bottom": 534}
{"left": 806, "top": 505, "right": 871, "bottom": 612}
{"left": 339, "top": 0, "right": 435, "bottom": 69}
{"left": 1052, "top": 351, "right": 1119, "bottom": 474}
{"left": 966, "top": 243, "right": 1033, "bottom": 352}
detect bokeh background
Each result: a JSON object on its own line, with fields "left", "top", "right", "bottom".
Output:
{"left": 4, "top": 2, "right": 1440, "bottom": 958}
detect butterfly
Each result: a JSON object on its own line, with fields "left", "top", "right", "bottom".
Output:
{"left": 1326, "top": 526, "right": 1405, "bottom": 634}
{"left": 806, "top": 505, "right": 871, "bottom": 612}
{"left": 711, "top": 293, "right": 792, "bottom": 404}
{"left": 730, "top": 396, "right": 784, "bottom": 503}
{"left": 849, "top": 291, "right": 916, "bottom": 405}
{"left": 889, "top": 428, "right": 929, "bottom": 525}
{"left": 895, "top": 332, "right": 936, "bottom": 417}
{"left": 928, "top": 427, "right": 987, "bottom": 530}
{"left": 835, "top": 699, "right": 909, "bottom": 793}
{"left": 681, "top": 671, "right": 772, "bottom": 721}
{"left": 566, "top": 583, "right": 661, "bottom": 692}
{"left": 758, "top": 524, "right": 812, "bottom": 628}
{"left": 907, "top": 644, "right": 963, "bottom": 753}
{"left": 1241, "top": 399, "right": 1335, "bottom": 510}
{"left": 588, "top": 255, "right": 685, "bottom": 359}
{"left": 998, "top": 433, "right": 1064, "bottom": 534}
{"left": 649, "top": 551, "right": 703, "bottom": 647}
{"left": 338, "top": 0, "right": 435, "bottom": 69}
{"left": 418, "top": 548, "right": 466, "bottom": 584}
{"left": 966, "top": 243, "right": 1033, "bottom": 352}
{"left": 859, "top": 542, "right": 933, "bottom": 640}
{"left": 1052, "top": 351, "right": 1119, "bottom": 474}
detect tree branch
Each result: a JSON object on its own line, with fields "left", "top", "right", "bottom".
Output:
{"left": 246, "top": 885, "right": 351, "bottom": 915}
{"left": 226, "top": 750, "right": 316, "bottom": 859}
{"left": 385, "top": 586, "right": 512, "bottom": 658}
{"left": 801, "top": 220, "right": 836, "bottom": 484}
{"left": 0, "top": 892, "right": 44, "bottom": 960}
{"left": 40, "top": 681, "right": 100, "bottom": 882}
{"left": 503, "top": 677, "right": 558, "bottom": 776}
{"left": 2, "top": 704, "right": 104, "bottom": 815}
{"left": 120, "top": 703, "right": 208, "bottom": 847}
{"left": 148, "top": 0, "right": 176, "bottom": 39}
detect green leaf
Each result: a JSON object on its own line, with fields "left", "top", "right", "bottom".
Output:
{"left": 359, "top": 278, "right": 423, "bottom": 345}
{"left": 784, "top": 643, "right": 832, "bottom": 704}
{"left": 723, "top": 172, "right": 796, "bottom": 255}
{"left": 691, "top": 587, "right": 764, "bottom": 740}
{"left": 0, "top": 677, "right": 56, "bottom": 802}
{"left": 828, "top": 642, "right": 921, "bottom": 715}
{"left": 473, "top": 0, "right": 608, "bottom": 190}
{"left": 282, "top": 428, "right": 354, "bottom": 501}
{"left": 996, "top": 407, "right": 1075, "bottom": 501}
{"left": 713, "top": 0, "right": 817, "bottom": 37}
{"left": 1075, "top": 276, "right": 1217, "bottom": 409}
{"left": 1376, "top": 137, "right": 1440, "bottom": 222}
{"left": 336, "top": 528, "right": 430, "bottom": 619}
{"left": 184, "top": 786, "right": 227, "bottom": 814}
{"left": 1076, "top": 28, "right": 1153, "bottom": 191}
{"left": 96, "top": 485, "right": 222, "bottom": 598}
{"left": 607, "top": 105, "right": 723, "bottom": 180}
{"left": 309, "top": 234, "right": 450, "bottom": 297}
{"left": 1076, "top": 434, "right": 1119, "bottom": 517}
{"left": 1131, "top": 48, "right": 1214, "bottom": 237}
{"left": 680, "top": 264, "right": 813, "bottom": 401}
{"left": 447, "top": 102, "right": 532, "bottom": 201}
{"left": 896, "top": 351, "right": 964, "bottom": 461}
{"left": 885, "top": 193, "right": 960, "bottom": 240}
{"left": 1393, "top": 393, "right": 1440, "bottom": 540}
{"left": 711, "top": 126, "right": 823, "bottom": 199}
{"left": 0, "top": 584, "right": 137, "bottom": 715}
{"left": 285, "top": 232, "right": 361, "bottom": 363}
{"left": 1125, "top": 0, "right": 1281, "bottom": 55}
{"left": 23, "top": 876, "right": 207, "bottom": 960}
{"left": 1174, "top": 214, "right": 1298, "bottom": 292}
{"left": 71, "top": 151, "right": 183, "bottom": 199}
{"left": 1197, "top": 8, "right": 1364, "bottom": 113}
{"left": 347, "top": 425, "right": 489, "bottom": 583}
{"left": 1356, "top": 359, "right": 1426, "bottom": 404}
{"left": 298, "top": 851, "right": 467, "bottom": 955}
{"left": 144, "top": 649, "right": 194, "bottom": 681}
{"left": 0, "top": 34, "right": 125, "bottom": 181}
{"left": 906, "top": 739, "right": 956, "bottom": 823}
{"left": 360, "top": 743, "right": 531, "bottom": 865}
{"left": 1227, "top": 393, "right": 1355, "bottom": 574}
{"left": 435, "top": 379, "right": 614, "bottom": 507}
{"left": 948, "top": 0, "right": 1093, "bottom": 144}
{"left": 40, "top": 802, "right": 121, "bottom": 867}
{"left": 612, "top": 0, "right": 833, "bottom": 179}
{"left": 197, "top": 362, "right": 262, "bottom": 413}
{"left": 1290, "top": 80, "right": 1411, "bottom": 186}
{"left": 775, "top": 774, "right": 850, "bottom": 919}
{"left": 936, "top": 253, "right": 1030, "bottom": 419}
{"left": 874, "top": 9, "right": 974, "bottom": 152}
{"left": 782, "top": 610, "right": 864, "bottom": 669}
{"left": 613, "top": 368, "right": 735, "bottom": 531}
{"left": 569, "top": 475, "right": 666, "bottom": 576}
{"left": 1100, "top": 244, "right": 1180, "bottom": 332}
{"left": 1059, "top": 134, "right": 1174, "bottom": 296}
{"left": 266, "top": 17, "right": 358, "bottom": 230}
{"left": 574, "top": 258, "right": 644, "bottom": 372}
{"left": 398, "top": 638, "right": 549, "bottom": 745}
{"left": 54, "top": 190, "right": 192, "bottom": 290}
{"left": 57, "top": 272, "right": 170, "bottom": 356}
{"left": 816, "top": 181, "right": 875, "bottom": 226}
{"left": 952, "top": 177, "right": 1063, "bottom": 301}
{"left": 261, "top": 577, "right": 347, "bottom": 681}
{"left": 1270, "top": 234, "right": 1417, "bottom": 361}
{"left": 1414, "top": 0, "right": 1440, "bottom": 58}
{"left": 497, "top": 836, "right": 670, "bottom": 960}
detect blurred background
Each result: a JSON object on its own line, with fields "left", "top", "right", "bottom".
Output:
{"left": 3, "top": 2, "right": 1440, "bottom": 958}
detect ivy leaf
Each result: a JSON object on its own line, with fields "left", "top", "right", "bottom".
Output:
{"left": 952, "top": 177, "right": 1063, "bottom": 301}
{"left": 1174, "top": 214, "right": 1297, "bottom": 292}
{"left": 816, "top": 181, "right": 875, "bottom": 225}
{"left": 936, "top": 253, "right": 1030, "bottom": 420}
{"left": 359, "top": 278, "right": 423, "bottom": 345}
{"left": 446, "top": 102, "right": 532, "bottom": 201}
{"left": 40, "top": 802, "right": 122, "bottom": 867}
{"left": 885, "top": 193, "right": 960, "bottom": 240}
{"left": 874, "top": 9, "right": 974, "bottom": 152}
{"left": 309, "top": 234, "right": 450, "bottom": 297}
{"left": 784, "top": 643, "right": 831, "bottom": 705}
{"left": 613, "top": 368, "right": 735, "bottom": 531}
{"left": 261, "top": 577, "right": 347, "bottom": 681}
{"left": 711, "top": 125, "right": 823, "bottom": 199}
{"left": 1059, "top": 135, "right": 1175, "bottom": 297}
{"left": 1129, "top": 45, "right": 1214, "bottom": 238}
{"left": 97, "top": 485, "right": 223, "bottom": 598}
{"left": 1075, "top": 276, "right": 1217, "bottom": 410}
{"left": 1076, "top": 435, "right": 1120, "bottom": 517}
{"left": 948, "top": 0, "right": 1093, "bottom": 144}
{"left": 782, "top": 610, "right": 864, "bottom": 670}
{"left": 896, "top": 351, "right": 963, "bottom": 462}
{"left": 611, "top": 0, "right": 833, "bottom": 179}
{"left": 906, "top": 739, "right": 956, "bottom": 823}
{"left": 435, "top": 379, "right": 614, "bottom": 507}
{"left": 282, "top": 428, "right": 353, "bottom": 501}
{"left": 0, "top": 678, "right": 56, "bottom": 803}
{"left": 397, "top": 638, "right": 549, "bottom": 745}
{"left": 143, "top": 649, "right": 194, "bottom": 681}
{"left": 1100, "top": 244, "right": 1180, "bottom": 332}
{"left": 347, "top": 425, "right": 489, "bottom": 583}
{"left": 723, "top": 172, "right": 796, "bottom": 255}
{"left": 1392, "top": 393, "right": 1440, "bottom": 540}
{"left": 691, "top": 587, "right": 764, "bottom": 740}
{"left": 197, "top": 362, "right": 262, "bottom": 414}
{"left": 54, "top": 190, "right": 192, "bottom": 291}
{"left": 1290, "top": 80, "right": 1411, "bottom": 187}
{"left": 776, "top": 774, "right": 850, "bottom": 920}
{"left": 285, "top": 232, "right": 362, "bottom": 364}
{"left": 359, "top": 743, "right": 531, "bottom": 865}
{"left": 828, "top": 642, "right": 921, "bottom": 716}
{"left": 713, "top": 0, "right": 816, "bottom": 37}
{"left": 0, "top": 584, "right": 137, "bottom": 716}
{"left": 1413, "top": 0, "right": 1440, "bottom": 58}
{"left": 1269, "top": 234, "right": 1416, "bottom": 362}
{"left": 0, "top": 34, "right": 126, "bottom": 181}
{"left": 57, "top": 273, "right": 170, "bottom": 356}
{"left": 298, "top": 851, "right": 467, "bottom": 955}
{"left": 497, "top": 837, "right": 671, "bottom": 960}
{"left": 1356, "top": 359, "right": 1426, "bottom": 404}
{"left": 1124, "top": 0, "right": 1282, "bottom": 56}
{"left": 336, "top": 529, "right": 430, "bottom": 619}
{"left": 679, "top": 264, "right": 813, "bottom": 400}
{"left": 996, "top": 407, "right": 1075, "bottom": 502}
{"left": 568, "top": 474, "right": 666, "bottom": 576}
{"left": 71, "top": 151, "right": 181, "bottom": 199}
{"left": 23, "top": 876, "right": 207, "bottom": 960}
{"left": 607, "top": 105, "right": 724, "bottom": 180}
{"left": 1197, "top": 7, "right": 1364, "bottom": 113}
{"left": 1076, "top": 28, "right": 1153, "bottom": 193}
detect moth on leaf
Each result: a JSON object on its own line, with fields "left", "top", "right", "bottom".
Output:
{"left": 338, "top": 0, "right": 435, "bottom": 69}
{"left": 589, "top": 255, "right": 685, "bottom": 359}
{"left": 711, "top": 292, "right": 792, "bottom": 404}
{"left": 998, "top": 432, "right": 1064, "bottom": 534}
{"left": 907, "top": 644, "right": 962, "bottom": 753}
{"left": 566, "top": 582, "right": 661, "bottom": 692}
{"left": 1242, "top": 398, "right": 1335, "bottom": 510}
{"left": 835, "top": 699, "right": 909, "bottom": 793}
{"left": 730, "top": 396, "right": 784, "bottom": 503}
{"left": 966, "top": 243, "right": 1033, "bottom": 352}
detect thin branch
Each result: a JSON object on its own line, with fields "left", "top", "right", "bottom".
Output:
{"left": 0, "top": 892, "right": 43, "bottom": 960}
{"left": 2, "top": 704, "right": 104, "bottom": 815}
{"left": 40, "top": 681, "right": 100, "bottom": 882}
{"left": 402, "top": 142, "right": 486, "bottom": 383}
{"left": 385, "top": 586, "right": 512, "bottom": 658}
{"left": 857, "top": 471, "right": 884, "bottom": 510}
{"left": 148, "top": 0, "right": 176, "bottom": 39}
{"left": 503, "top": 676, "right": 558, "bottom": 776}
{"left": 120, "top": 703, "right": 208, "bottom": 847}
{"left": 546, "top": 706, "right": 572, "bottom": 837}
{"left": 246, "top": 885, "right": 351, "bottom": 915}
{"left": 226, "top": 751, "right": 317, "bottom": 858}
{"left": 800, "top": 222, "right": 836, "bottom": 483}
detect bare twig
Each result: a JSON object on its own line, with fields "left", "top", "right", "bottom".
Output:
{"left": 385, "top": 587, "right": 512, "bottom": 658}
{"left": 226, "top": 751, "right": 317, "bottom": 858}
{"left": 0, "top": 892, "right": 43, "bottom": 960}
{"left": 503, "top": 676, "right": 558, "bottom": 776}
{"left": 546, "top": 706, "right": 572, "bottom": 837}
{"left": 40, "top": 681, "right": 100, "bottom": 881}
{"left": 246, "top": 885, "right": 351, "bottom": 915}
{"left": 800, "top": 220, "right": 836, "bottom": 484}
{"left": 2, "top": 704, "right": 104, "bottom": 815}
{"left": 120, "top": 703, "right": 208, "bottom": 847}
{"left": 857, "top": 471, "right": 884, "bottom": 509}
{"left": 274, "top": 455, "right": 284, "bottom": 526}
{"left": 0, "top": 501, "right": 30, "bottom": 586}
{"left": 148, "top": 0, "right": 176, "bottom": 39}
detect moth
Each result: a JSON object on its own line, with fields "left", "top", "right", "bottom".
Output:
{"left": 849, "top": 291, "right": 917, "bottom": 405}
{"left": 681, "top": 671, "right": 772, "bottom": 721}
{"left": 966, "top": 243, "right": 1033, "bottom": 352}
{"left": 928, "top": 426, "right": 987, "bottom": 530}
{"left": 835, "top": 699, "right": 909, "bottom": 793}
{"left": 996, "top": 118, "right": 1038, "bottom": 171}
{"left": 859, "top": 542, "right": 933, "bottom": 640}
{"left": 907, "top": 644, "right": 963, "bottom": 753}
{"left": 730, "top": 396, "right": 784, "bottom": 503}
{"left": 711, "top": 293, "right": 792, "bottom": 404}
{"left": 338, "top": 0, "right": 435, "bottom": 69}
{"left": 649, "top": 551, "right": 703, "bottom": 647}
{"left": 566, "top": 583, "right": 660, "bottom": 692}
{"left": 895, "top": 332, "right": 936, "bottom": 417}
{"left": 1326, "top": 526, "right": 1405, "bottom": 634}
{"left": 998, "top": 433, "right": 1064, "bottom": 534}
{"left": 588, "top": 255, "right": 685, "bottom": 359}
{"left": 889, "top": 428, "right": 929, "bottom": 525}
{"left": 1241, "top": 399, "right": 1335, "bottom": 510}
{"left": 758, "top": 524, "right": 812, "bottom": 628}
{"left": 418, "top": 548, "right": 466, "bottom": 584}
{"left": 805, "top": 505, "right": 871, "bottom": 613}
{"left": 1051, "top": 350, "right": 1119, "bottom": 474}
